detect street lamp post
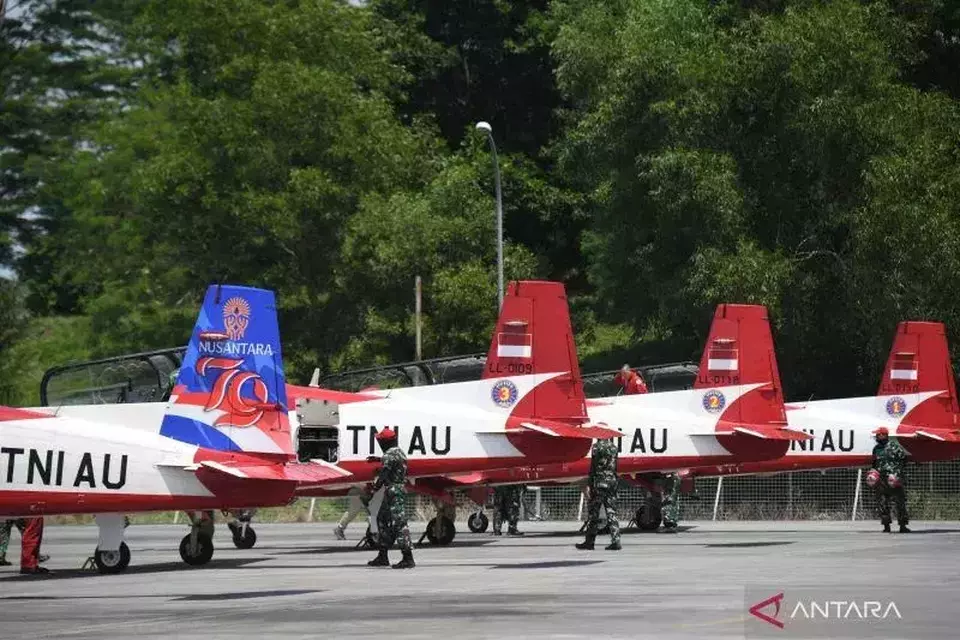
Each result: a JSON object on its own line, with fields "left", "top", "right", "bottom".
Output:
{"left": 475, "top": 121, "right": 504, "bottom": 309}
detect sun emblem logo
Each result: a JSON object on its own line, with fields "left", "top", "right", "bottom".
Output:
{"left": 491, "top": 379, "right": 519, "bottom": 408}
{"left": 886, "top": 396, "right": 907, "bottom": 418}
{"left": 702, "top": 389, "right": 726, "bottom": 414}
{"left": 223, "top": 297, "right": 251, "bottom": 341}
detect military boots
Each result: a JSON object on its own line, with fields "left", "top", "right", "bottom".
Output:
{"left": 368, "top": 549, "right": 390, "bottom": 567}
{"left": 392, "top": 549, "right": 415, "bottom": 569}
{"left": 576, "top": 534, "right": 596, "bottom": 550}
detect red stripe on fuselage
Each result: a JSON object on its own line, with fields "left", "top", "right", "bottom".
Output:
{"left": 0, "top": 407, "right": 53, "bottom": 421}
{"left": 0, "top": 486, "right": 295, "bottom": 518}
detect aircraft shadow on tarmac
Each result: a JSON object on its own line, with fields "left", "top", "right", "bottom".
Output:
{"left": 0, "top": 589, "right": 323, "bottom": 602}
{"left": 855, "top": 528, "right": 960, "bottom": 535}
{"left": 277, "top": 538, "right": 499, "bottom": 555}
{"left": 702, "top": 541, "right": 795, "bottom": 548}
{"left": 479, "top": 525, "right": 697, "bottom": 538}
{"left": 489, "top": 560, "right": 605, "bottom": 569}
{"left": 0, "top": 557, "right": 269, "bottom": 582}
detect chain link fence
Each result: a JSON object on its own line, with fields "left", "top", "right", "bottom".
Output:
{"left": 346, "top": 458, "right": 958, "bottom": 525}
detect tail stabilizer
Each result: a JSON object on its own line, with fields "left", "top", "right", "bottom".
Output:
{"left": 694, "top": 304, "right": 790, "bottom": 432}
{"left": 879, "top": 321, "right": 960, "bottom": 434}
{"left": 481, "top": 280, "right": 589, "bottom": 426}
{"left": 160, "top": 284, "right": 293, "bottom": 457}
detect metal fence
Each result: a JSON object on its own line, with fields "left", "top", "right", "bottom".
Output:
{"left": 251, "top": 458, "right": 960, "bottom": 527}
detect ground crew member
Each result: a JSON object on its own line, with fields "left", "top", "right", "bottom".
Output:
{"left": 660, "top": 473, "right": 681, "bottom": 532}
{"left": 577, "top": 437, "right": 621, "bottom": 551}
{"left": 491, "top": 485, "right": 524, "bottom": 536}
{"left": 333, "top": 485, "right": 373, "bottom": 540}
{"left": 869, "top": 427, "right": 910, "bottom": 533}
{"left": 160, "top": 368, "right": 179, "bottom": 402}
{"left": 614, "top": 365, "right": 648, "bottom": 395}
{"left": 0, "top": 519, "right": 11, "bottom": 566}
{"left": 367, "top": 428, "right": 415, "bottom": 569}
{"left": 0, "top": 518, "right": 48, "bottom": 575}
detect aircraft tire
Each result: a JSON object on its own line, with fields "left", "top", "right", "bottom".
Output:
{"left": 467, "top": 512, "right": 489, "bottom": 533}
{"left": 232, "top": 525, "right": 257, "bottom": 549}
{"left": 94, "top": 542, "right": 131, "bottom": 574}
{"left": 636, "top": 501, "right": 662, "bottom": 531}
{"left": 425, "top": 516, "right": 456, "bottom": 545}
{"left": 179, "top": 533, "right": 214, "bottom": 566}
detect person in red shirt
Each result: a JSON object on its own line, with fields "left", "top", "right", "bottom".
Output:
{"left": 614, "top": 365, "right": 648, "bottom": 395}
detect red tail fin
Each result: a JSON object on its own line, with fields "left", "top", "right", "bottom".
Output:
{"left": 482, "top": 280, "right": 588, "bottom": 425}
{"left": 879, "top": 321, "right": 959, "bottom": 429}
{"left": 695, "top": 304, "right": 787, "bottom": 428}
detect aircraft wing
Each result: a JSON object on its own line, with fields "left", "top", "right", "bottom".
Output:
{"left": 476, "top": 419, "right": 621, "bottom": 439}
{"left": 691, "top": 424, "right": 812, "bottom": 441}
{"left": 158, "top": 459, "right": 353, "bottom": 484}
{"left": 898, "top": 429, "right": 960, "bottom": 443}
{"left": 515, "top": 419, "right": 621, "bottom": 439}
{"left": 434, "top": 471, "right": 487, "bottom": 485}
{"left": 198, "top": 460, "right": 354, "bottom": 483}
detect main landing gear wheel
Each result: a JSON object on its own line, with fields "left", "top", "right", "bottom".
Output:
{"left": 425, "top": 516, "right": 456, "bottom": 545}
{"left": 94, "top": 542, "right": 131, "bottom": 574}
{"left": 231, "top": 524, "right": 257, "bottom": 549}
{"left": 467, "top": 512, "right": 489, "bottom": 533}
{"left": 636, "top": 500, "right": 663, "bottom": 531}
{"left": 179, "top": 533, "right": 214, "bottom": 566}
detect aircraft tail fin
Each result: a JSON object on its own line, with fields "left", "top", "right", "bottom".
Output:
{"left": 694, "top": 304, "right": 788, "bottom": 429}
{"left": 159, "top": 284, "right": 293, "bottom": 457}
{"left": 879, "top": 321, "right": 959, "bottom": 431}
{"left": 481, "top": 280, "right": 589, "bottom": 425}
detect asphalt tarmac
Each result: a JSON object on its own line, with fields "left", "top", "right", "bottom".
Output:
{"left": 1, "top": 520, "right": 958, "bottom": 639}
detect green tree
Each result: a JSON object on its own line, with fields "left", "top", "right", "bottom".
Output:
{"left": 27, "top": 0, "right": 448, "bottom": 380}
{"left": 2, "top": 0, "right": 147, "bottom": 310}
{"left": 552, "top": 0, "right": 960, "bottom": 397}
{"left": 371, "top": 0, "right": 563, "bottom": 156}
{"left": 336, "top": 146, "right": 540, "bottom": 367}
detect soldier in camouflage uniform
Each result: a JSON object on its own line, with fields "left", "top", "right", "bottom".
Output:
{"left": 660, "top": 473, "right": 681, "bottom": 532}
{"left": 161, "top": 368, "right": 179, "bottom": 402}
{"left": 577, "top": 438, "right": 621, "bottom": 550}
{"left": 0, "top": 520, "right": 11, "bottom": 566}
{"left": 491, "top": 485, "right": 524, "bottom": 536}
{"left": 367, "top": 428, "right": 415, "bottom": 569}
{"left": 870, "top": 427, "right": 911, "bottom": 533}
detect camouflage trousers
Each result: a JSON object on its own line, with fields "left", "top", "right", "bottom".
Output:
{"left": 492, "top": 486, "right": 522, "bottom": 533}
{"left": 0, "top": 520, "right": 11, "bottom": 559}
{"left": 586, "top": 485, "right": 620, "bottom": 544}
{"left": 376, "top": 486, "right": 411, "bottom": 552}
{"left": 875, "top": 484, "right": 909, "bottom": 526}
{"left": 660, "top": 474, "right": 680, "bottom": 527}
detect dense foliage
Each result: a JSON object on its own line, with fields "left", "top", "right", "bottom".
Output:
{"left": 1, "top": 0, "right": 958, "bottom": 404}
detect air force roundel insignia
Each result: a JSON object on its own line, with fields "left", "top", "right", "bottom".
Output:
{"left": 886, "top": 396, "right": 907, "bottom": 418}
{"left": 702, "top": 389, "right": 726, "bottom": 414}
{"left": 491, "top": 379, "right": 519, "bottom": 408}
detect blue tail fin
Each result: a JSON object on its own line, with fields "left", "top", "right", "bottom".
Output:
{"left": 159, "top": 284, "right": 292, "bottom": 456}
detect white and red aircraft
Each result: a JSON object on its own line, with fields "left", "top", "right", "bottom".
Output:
{"left": 164, "top": 290, "right": 818, "bottom": 549}
{"left": 428, "top": 319, "right": 960, "bottom": 534}
{"left": 683, "top": 319, "right": 960, "bottom": 477}
{"left": 0, "top": 284, "right": 354, "bottom": 573}
{"left": 394, "top": 303, "right": 814, "bottom": 536}
{"left": 7, "top": 280, "right": 620, "bottom": 572}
